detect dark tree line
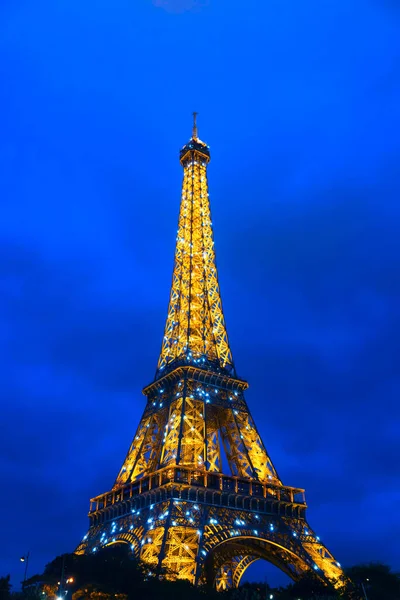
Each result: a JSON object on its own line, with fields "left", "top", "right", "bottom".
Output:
{"left": 2, "top": 546, "right": 400, "bottom": 600}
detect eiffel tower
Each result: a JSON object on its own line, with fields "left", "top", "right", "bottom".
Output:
{"left": 76, "top": 115, "right": 343, "bottom": 591}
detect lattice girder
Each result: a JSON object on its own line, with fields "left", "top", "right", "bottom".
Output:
{"left": 160, "top": 398, "right": 183, "bottom": 467}
{"left": 114, "top": 416, "right": 152, "bottom": 487}
{"left": 113, "top": 366, "right": 279, "bottom": 487}
{"left": 205, "top": 413, "right": 222, "bottom": 472}
{"left": 130, "top": 411, "right": 165, "bottom": 480}
{"left": 232, "top": 556, "right": 260, "bottom": 587}
{"left": 215, "top": 555, "right": 259, "bottom": 591}
{"left": 79, "top": 496, "right": 343, "bottom": 590}
{"left": 161, "top": 526, "right": 199, "bottom": 582}
{"left": 157, "top": 135, "right": 234, "bottom": 377}
{"left": 140, "top": 526, "right": 165, "bottom": 567}
{"left": 77, "top": 120, "right": 344, "bottom": 593}
{"left": 234, "top": 410, "right": 279, "bottom": 483}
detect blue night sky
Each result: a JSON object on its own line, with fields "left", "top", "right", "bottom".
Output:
{"left": 1, "top": 0, "right": 400, "bottom": 589}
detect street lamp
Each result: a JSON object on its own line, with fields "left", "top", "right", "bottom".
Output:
{"left": 57, "top": 556, "right": 75, "bottom": 600}
{"left": 20, "top": 553, "right": 30, "bottom": 589}
{"left": 360, "top": 579, "right": 369, "bottom": 600}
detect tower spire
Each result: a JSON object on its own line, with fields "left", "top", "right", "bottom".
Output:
{"left": 192, "top": 111, "right": 198, "bottom": 139}
{"left": 156, "top": 118, "right": 234, "bottom": 378}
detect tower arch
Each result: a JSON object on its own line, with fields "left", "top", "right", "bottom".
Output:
{"left": 202, "top": 535, "right": 315, "bottom": 588}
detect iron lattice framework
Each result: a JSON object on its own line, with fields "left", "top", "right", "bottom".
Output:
{"left": 77, "top": 115, "right": 343, "bottom": 590}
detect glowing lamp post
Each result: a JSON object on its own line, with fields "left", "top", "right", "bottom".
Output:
{"left": 20, "top": 553, "right": 30, "bottom": 590}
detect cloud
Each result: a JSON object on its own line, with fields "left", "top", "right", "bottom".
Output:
{"left": 1, "top": 0, "right": 400, "bottom": 588}
{"left": 152, "top": 0, "right": 209, "bottom": 13}
{"left": 0, "top": 240, "right": 152, "bottom": 579}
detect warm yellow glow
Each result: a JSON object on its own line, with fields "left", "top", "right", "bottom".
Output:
{"left": 78, "top": 124, "right": 344, "bottom": 593}
{"left": 157, "top": 154, "right": 233, "bottom": 374}
{"left": 140, "top": 526, "right": 165, "bottom": 567}
{"left": 160, "top": 399, "right": 182, "bottom": 467}
{"left": 161, "top": 526, "right": 199, "bottom": 584}
{"left": 303, "top": 541, "right": 344, "bottom": 589}
{"left": 114, "top": 416, "right": 152, "bottom": 486}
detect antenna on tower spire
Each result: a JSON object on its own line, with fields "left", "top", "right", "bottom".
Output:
{"left": 192, "top": 111, "right": 198, "bottom": 139}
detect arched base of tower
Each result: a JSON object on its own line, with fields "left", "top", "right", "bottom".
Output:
{"left": 77, "top": 494, "right": 343, "bottom": 591}
{"left": 214, "top": 556, "right": 260, "bottom": 591}
{"left": 202, "top": 537, "right": 313, "bottom": 590}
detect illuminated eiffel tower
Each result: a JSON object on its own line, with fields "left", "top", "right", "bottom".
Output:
{"left": 76, "top": 115, "right": 343, "bottom": 590}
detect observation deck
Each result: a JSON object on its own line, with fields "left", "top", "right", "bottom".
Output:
{"left": 180, "top": 138, "right": 210, "bottom": 164}
{"left": 88, "top": 466, "right": 307, "bottom": 526}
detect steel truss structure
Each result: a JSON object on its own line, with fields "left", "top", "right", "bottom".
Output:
{"left": 77, "top": 116, "right": 343, "bottom": 590}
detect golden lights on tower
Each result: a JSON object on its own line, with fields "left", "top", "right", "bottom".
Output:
{"left": 77, "top": 116, "right": 344, "bottom": 592}
{"left": 157, "top": 112, "right": 233, "bottom": 377}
